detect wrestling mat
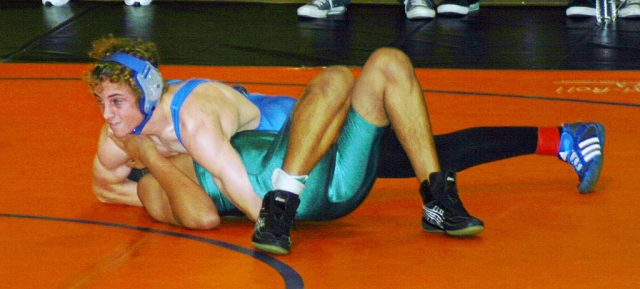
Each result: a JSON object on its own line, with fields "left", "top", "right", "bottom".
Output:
{"left": 0, "top": 64, "right": 638, "bottom": 288}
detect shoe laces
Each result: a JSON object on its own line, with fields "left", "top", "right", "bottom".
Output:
{"left": 309, "top": 0, "right": 331, "bottom": 8}
{"left": 622, "top": 0, "right": 640, "bottom": 6}
{"left": 264, "top": 193, "right": 300, "bottom": 236}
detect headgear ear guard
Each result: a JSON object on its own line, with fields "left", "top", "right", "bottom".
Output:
{"left": 102, "top": 52, "right": 164, "bottom": 135}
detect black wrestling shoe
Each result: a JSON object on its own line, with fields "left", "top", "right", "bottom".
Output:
{"left": 252, "top": 190, "right": 300, "bottom": 255}
{"left": 420, "top": 171, "right": 484, "bottom": 236}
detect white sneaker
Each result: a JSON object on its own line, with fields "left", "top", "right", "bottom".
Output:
{"left": 125, "top": 0, "right": 153, "bottom": 6}
{"left": 42, "top": 0, "right": 69, "bottom": 6}
{"left": 404, "top": 0, "right": 436, "bottom": 20}
{"left": 297, "top": 0, "right": 347, "bottom": 18}
{"left": 619, "top": 0, "right": 640, "bottom": 18}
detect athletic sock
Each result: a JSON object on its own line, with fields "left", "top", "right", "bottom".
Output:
{"left": 271, "top": 168, "right": 308, "bottom": 195}
{"left": 536, "top": 126, "right": 561, "bottom": 156}
{"left": 377, "top": 127, "right": 541, "bottom": 177}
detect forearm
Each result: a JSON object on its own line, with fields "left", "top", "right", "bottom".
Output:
{"left": 216, "top": 180, "right": 261, "bottom": 222}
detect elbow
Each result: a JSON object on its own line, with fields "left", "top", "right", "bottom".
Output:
{"left": 93, "top": 187, "right": 141, "bottom": 206}
{"left": 181, "top": 213, "right": 221, "bottom": 230}
{"left": 94, "top": 190, "right": 121, "bottom": 205}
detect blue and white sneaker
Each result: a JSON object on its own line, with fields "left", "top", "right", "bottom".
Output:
{"left": 404, "top": 0, "right": 436, "bottom": 20}
{"left": 297, "top": 0, "right": 347, "bottom": 18}
{"left": 558, "top": 122, "right": 605, "bottom": 194}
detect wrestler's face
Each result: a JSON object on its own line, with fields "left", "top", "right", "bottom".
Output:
{"left": 95, "top": 80, "right": 144, "bottom": 138}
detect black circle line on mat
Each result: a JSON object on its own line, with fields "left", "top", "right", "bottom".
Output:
{"left": 0, "top": 213, "right": 304, "bottom": 289}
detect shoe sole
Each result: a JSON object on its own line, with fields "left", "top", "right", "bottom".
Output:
{"left": 297, "top": 7, "right": 346, "bottom": 18}
{"left": 618, "top": 7, "right": 640, "bottom": 18}
{"left": 406, "top": 11, "right": 436, "bottom": 20}
{"left": 422, "top": 221, "right": 484, "bottom": 236}
{"left": 437, "top": 4, "right": 469, "bottom": 16}
{"left": 566, "top": 7, "right": 596, "bottom": 17}
{"left": 252, "top": 241, "right": 290, "bottom": 255}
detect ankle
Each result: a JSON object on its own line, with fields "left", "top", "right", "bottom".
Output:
{"left": 271, "top": 168, "right": 308, "bottom": 195}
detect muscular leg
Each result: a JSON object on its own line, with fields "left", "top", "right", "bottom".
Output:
{"left": 346, "top": 48, "right": 484, "bottom": 237}
{"left": 252, "top": 67, "right": 357, "bottom": 254}
{"left": 255, "top": 48, "right": 478, "bottom": 253}
{"left": 349, "top": 48, "right": 439, "bottom": 182}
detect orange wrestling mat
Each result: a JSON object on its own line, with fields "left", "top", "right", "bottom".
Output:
{"left": 1, "top": 63, "right": 639, "bottom": 288}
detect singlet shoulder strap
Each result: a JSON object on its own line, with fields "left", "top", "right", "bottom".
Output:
{"left": 170, "top": 79, "right": 209, "bottom": 144}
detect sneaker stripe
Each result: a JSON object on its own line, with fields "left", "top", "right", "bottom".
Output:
{"left": 423, "top": 205, "right": 445, "bottom": 226}
{"left": 583, "top": 150, "right": 602, "bottom": 162}
{"left": 579, "top": 137, "right": 600, "bottom": 149}
{"left": 581, "top": 143, "right": 601, "bottom": 155}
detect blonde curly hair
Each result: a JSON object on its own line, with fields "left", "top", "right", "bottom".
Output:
{"left": 84, "top": 35, "right": 168, "bottom": 103}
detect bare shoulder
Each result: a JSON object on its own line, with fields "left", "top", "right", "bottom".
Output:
{"left": 176, "top": 82, "right": 261, "bottom": 138}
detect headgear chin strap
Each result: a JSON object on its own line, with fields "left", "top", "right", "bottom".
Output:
{"left": 102, "top": 52, "right": 164, "bottom": 135}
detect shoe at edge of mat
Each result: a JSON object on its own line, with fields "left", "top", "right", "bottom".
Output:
{"left": 125, "top": 0, "right": 153, "bottom": 6}
{"left": 42, "top": 0, "right": 69, "bottom": 6}
{"left": 297, "top": 0, "right": 347, "bottom": 18}
{"left": 437, "top": 0, "right": 480, "bottom": 16}
{"left": 566, "top": 0, "right": 596, "bottom": 17}
{"left": 619, "top": 0, "right": 640, "bottom": 18}
{"left": 404, "top": 0, "right": 436, "bottom": 20}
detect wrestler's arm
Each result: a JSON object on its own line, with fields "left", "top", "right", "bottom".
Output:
{"left": 181, "top": 114, "right": 262, "bottom": 222}
{"left": 92, "top": 125, "right": 142, "bottom": 206}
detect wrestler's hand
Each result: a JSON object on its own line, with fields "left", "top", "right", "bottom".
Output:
{"left": 109, "top": 134, "right": 155, "bottom": 169}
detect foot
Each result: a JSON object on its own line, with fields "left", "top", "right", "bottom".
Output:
{"left": 619, "top": 0, "right": 640, "bottom": 18}
{"left": 297, "top": 0, "right": 347, "bottom": 19}
{"left": 558, "top": 122, "right": 605, "bottom": 194}
{"left": 566, "top": 0, "right": 596, "bottom": 17}
{"left": 437, "top": 0, "right": 480, "bottom": 17}
{"left": 252, "top": 190, "right": 300, "bottom": 254}
{"left": 404, "top": 0, "right": 436, "bottom": 20}
{"left": 420, "top": 171, "right": 484, "bottom": 236}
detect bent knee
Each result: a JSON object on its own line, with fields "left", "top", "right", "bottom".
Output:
{"left": 324, "top": 65, "right": 354, "bottom": 80}
{"left": 367, "top": 48, "right": 413, "bottom": 75}
{"left": 312, "top": 65, "right": 355, "bottom": 94}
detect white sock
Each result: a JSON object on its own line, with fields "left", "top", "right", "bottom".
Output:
{"left": 271, "top": 168, "right": 308, "bottom": 195}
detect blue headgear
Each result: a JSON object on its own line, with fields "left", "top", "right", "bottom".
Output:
{"left": 102, "top": 52, "right": 164, "bottom": 135}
